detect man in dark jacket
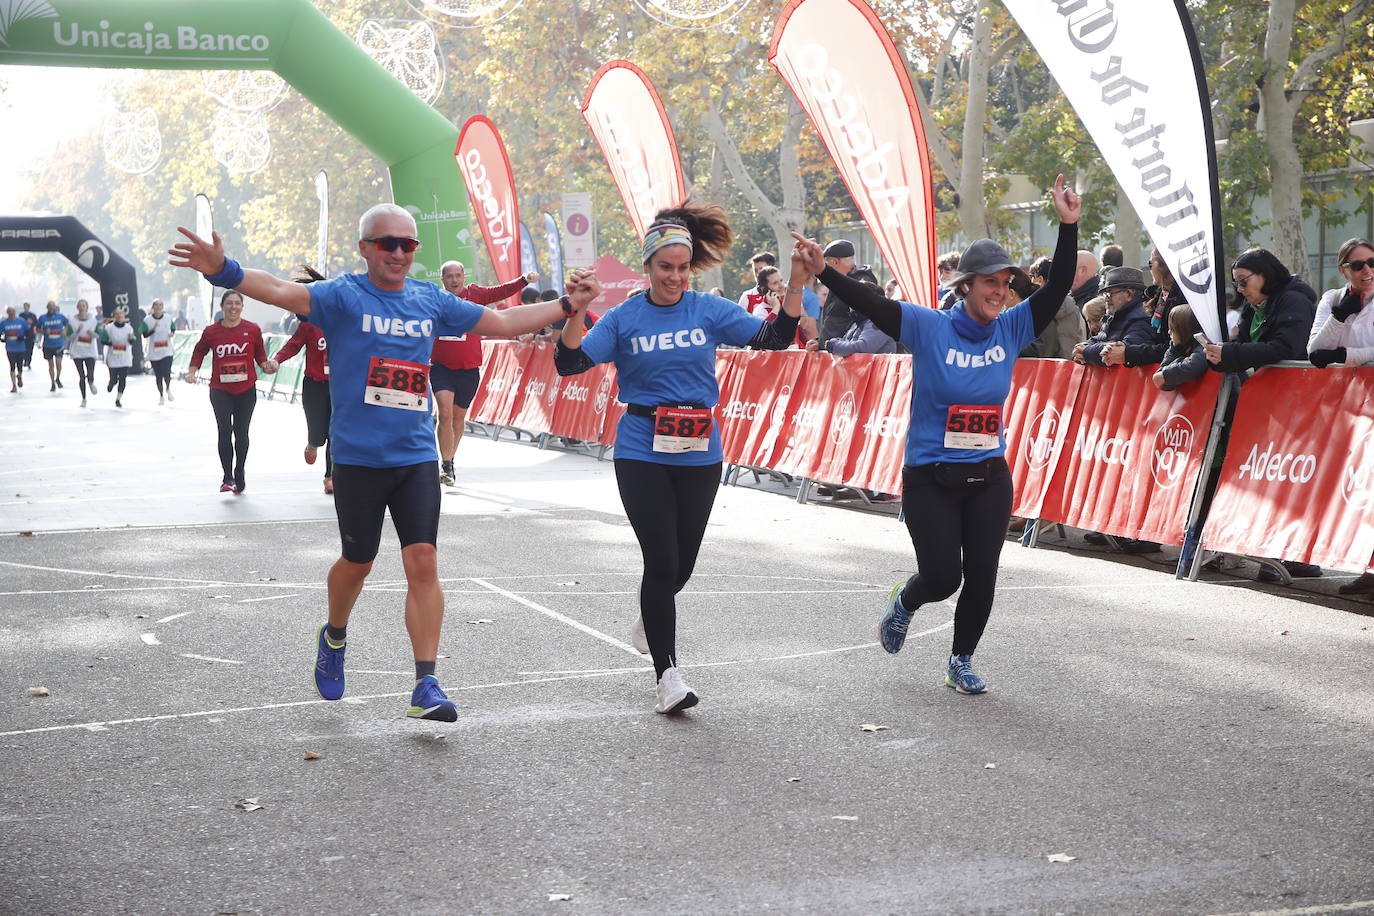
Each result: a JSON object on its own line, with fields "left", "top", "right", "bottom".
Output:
{"left": 1074, "top": 266, "right": 1157, "bottom": 367}
{"left": 817, "top": 239, "right": 877, "bottom": 343}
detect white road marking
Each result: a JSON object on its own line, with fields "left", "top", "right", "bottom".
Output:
{"left": 179, "top": 653, "right": 244, "bottom": 665}
{"left": 470, "top": 576, "right": 644, "bottom": 658}
{"left": 140, "top": 633, "right": 161, "bottom": 646}
{"left": 1206, "top": 902, "right": 1374, "bottom": 916}
{"left": 0, "top": 585, "right": 222, "bottom": 597}
{"left": 157, "top": 612, "right": 193, "bottom": 623}
{"left": 237, "top": 593, "right": 299, "bottom": 603}
{"left": 0, "top": 559, "right": 323, "bottom": 590}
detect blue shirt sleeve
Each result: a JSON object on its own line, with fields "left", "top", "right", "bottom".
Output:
{"left": 306, "top": 278, "right": 343, "bottom": 333}
{"left": 1001, "top": 301, "right": 1037, "bottom": 351}
{"left": 579, "top": 306, "right": 618, "bottom": 364}
{"left": 434, "top": 288, "right": 485, "bottom": 337}
{"left": 713, "top": 295, "right": 766, "bottom": 347}
{"left": 801, "top": 287, "right": 821, "bottom": 319}
{"left": 897, "top": 301, "right": 933, "bottom": 352}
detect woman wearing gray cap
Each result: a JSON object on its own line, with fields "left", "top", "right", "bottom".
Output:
{"left": 792, "top": 175, "right": 1080, "bottom": 695}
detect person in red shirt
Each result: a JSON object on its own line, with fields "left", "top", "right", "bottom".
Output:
{"left": 431, "top": 260, "right": 538, "bottom": 485}
{"left": 274, "top": 266, "right": 333, "bottom": 493}
{"left": 187, "top": 289, "right": 277, "bottom": 494}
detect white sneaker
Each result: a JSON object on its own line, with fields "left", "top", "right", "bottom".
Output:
{"left": 167, "top": 389, "right": 174, "bottom": 402}
{"left": 630, "top": 617, "right": 650, "bottom": 654}
{"left": 653, "top": 666, "right": 698, "bottom": 714}
{"left": 158, "top": 395, "right": 165, "bottom": 405}
{"left": 79, "top": 398, "right": 86, "bottom": 408}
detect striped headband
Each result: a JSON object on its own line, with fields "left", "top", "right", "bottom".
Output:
{"left": 642, "top": 224, "right": 693, "bottom": 263}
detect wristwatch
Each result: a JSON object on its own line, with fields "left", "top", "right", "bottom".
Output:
{"left": 559, "top": 295, "right": 574, "bottom": 316}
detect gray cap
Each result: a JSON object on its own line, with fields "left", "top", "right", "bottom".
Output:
{"left": 957, "top": 238, "right": 1015, "bottom": 275}
{"left": 823, "top": 239, "right": 855, "bottom": 259}
{"left": 1101, "top": 266, "right": 1147, "bottom": 292}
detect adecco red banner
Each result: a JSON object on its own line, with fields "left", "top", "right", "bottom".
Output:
{"left": 1040, "top": 366, "right": 1222, "bottom": 545}
{"left": 509, "top": 342, "right": 561, "bottom": 433}
{"left": 770, "top": 0, "right": 937, "bottom": 307}
{"left": 1203, "top": 367, "right": 1374, "bottom": 570}
{"left": 1003, "top": 360, "right": 1085, "bottom": 519}
{"left": 469, "top": 340, "right": 536, "bottom": 427}
{"left": 548, "top": 361, "right": 618, "bottom": 442}
{"left": 581, "top": 61, "right": 686, "bottom": 241}
{"left": 771, "top": 352, "right": 879, "bottom": 484}
{"left": 456, "top": 116, "right": 523, "bottom": 306}
{"left": 715, "top": 350, "right": 807, "bottom": 468}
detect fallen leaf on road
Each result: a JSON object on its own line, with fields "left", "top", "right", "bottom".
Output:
{"left": 832, "top": 815, "right": 859, "bottom": 821}
{"left": 234, "top": 798, "right": 263, "bottom": 812}
{"left": 133, "top": 614, "right": 148, "bottom": 619}
{"left": 558, "top": 581, "right": 580, "bottom": 586}
{"left": 984, "top": 763, "right": 996, "bottom": 769}
{"left": 467, "top": 619, "right": 494, "bottom": 625}
{"left": 258, "top": 577, "right": 277, "bottom": 582}
{"left": 25, "top": 686, "right": 50, "bottom": 697}
{"left": 547, "top": 893, "right": 573, "bottom": 902}
{"left": 82, "top": 584, "right": 104, "bottom": 590}
{"left": 1184, "top": 637, "right": 1196, "bottom": 641}
{"left": 304, "top": 752, "right": 323, "bottom": 761}
{"left": 1046, "top": 853, "right": 1076, "bottom": 863}
{"left": 859, "top": 723, "right": 889, "bottom": 732}
{"left": 786, "top": 777, "right": 802, "bottom": 783}
{"left": 1277, "top": 630, "right": 1290, "bottom": 636}
{"left": 18, "top": 531, "right": 32, "bottom": 537}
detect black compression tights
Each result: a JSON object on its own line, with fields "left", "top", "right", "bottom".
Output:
{"left": 898, "top": 460, "right": 1014, "bottom": 657}
{"left": 106, "top": 366, "right": 129, "bottom": 395}
{"left": 74, "top": 358, "right": 95, "bottom": 397}
{"left": 209, "top": 388, "right": 257, "bottom": 485}
{"left": 615, "top": 459, "right": 721, "bottom": 679}
{"left": 150, "top": 357, "right": 172, "bottom": 395}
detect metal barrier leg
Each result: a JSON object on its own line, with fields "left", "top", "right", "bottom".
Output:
{"left": 796, "top": 478, "right": 813, "bottom": 504}
{"left": 1175, "top": 374, "right": 1235, "bottom": 580}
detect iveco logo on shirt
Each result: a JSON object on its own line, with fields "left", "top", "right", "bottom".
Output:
{"left": 944, "top": 345, "right": 1007, "bottom": 367}
{"left": 629, "top": 328, "right": 708, "bottom": 355}
{"left": 361, "top": 314, "right": 434, "bottom": 338}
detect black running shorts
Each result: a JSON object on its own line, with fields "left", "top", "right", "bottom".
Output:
{"left": 331, "top": 461, "right": 441, "bottom": 564}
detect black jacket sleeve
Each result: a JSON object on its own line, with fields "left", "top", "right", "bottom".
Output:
{"left": 747, "top": 309, "right": 800, "bottom": 350}
{"left": 554, "top": 339, "right": 595, "bottom": 376}
{"left": 1214, "top": 284, "right": 1316, "bottom": 372}
{"left": 1159, "top": 345, "right": 1209, "bottom": 389}
{"left": 814, "top": 268, "right": 901, "bottom": 340}
{"left": 1028, "top": 222, "right": 1079, "bottom": 338}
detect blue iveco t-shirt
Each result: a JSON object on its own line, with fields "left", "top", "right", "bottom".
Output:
{"left": 1, "top": 317, "right": 28, "bottom": 353}
{"left": 897, "top": 300, "right": 1037, "bottom": 467}
{"left": 580, "top": 289, "right": 765, "bottom": 465}
{"left": 306, "top": 274, "right": 485, "bottom": 468}
{"left": 35, "top": 313, "right": 70, "bottom": 349}
{"left": 801, "top": 286, "right": 821, "bottom": 320}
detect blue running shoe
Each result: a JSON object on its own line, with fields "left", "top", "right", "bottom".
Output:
{"left": 946, "top": 654, "right": 989, "bottom": 694}
{"left": 878, "top": 581, "right": 914, "bottom": 654}
{"left": 407, "top": 675, "right": 458, "bottom": 722}
{"left": 313, "top": 622, "right": 346, "bottom": 701}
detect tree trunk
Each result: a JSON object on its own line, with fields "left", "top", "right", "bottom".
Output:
{"left": 696, "top": 145, "right": 726, "bottom": 292}
{"left": 1260, "top": 0, "right": 1308, "bottom": 274}
{"left": 955, "top": 10, "right": 993, "bottom": 241}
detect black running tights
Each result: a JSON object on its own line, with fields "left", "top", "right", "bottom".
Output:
{"left": 615, "top": 459, "right": 721, "bottom": 679}
{"left": 150, "top": 356, "right": 173, "bottom": 395}
{"left": 106, "top": 366, "right": 128, "bottom": 395}
{"left": 301, "top": 376, "right": 332, "bottom": 475}
{"left": 74, "top": 358, "right": 95, "bottom": 397}
{"left": 209, "top": 388, "right": 256, "bottom": 485}
{"left": 898, "top": 459, "right": 1014, "bottom": 657}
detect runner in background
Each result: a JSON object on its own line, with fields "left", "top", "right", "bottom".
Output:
{"left": 187, "top": 289, "right": 277, "bottom": 494}
{"left": 792, "top": 175, "right": 1081, "bottom": 696}
{"left": 68, "top": 300, "right": 100, "bottom": 407}
{"left": 97, "top": 306, "right": 136, "bottom": 408}
{"left": 555, "top": 201, "right": 802, "bottom": 715}
{"left": 3, "top": 306, "right": 27, "bottom": 392}
{"left": 169, "top": 203, "right": 592, "bottom": 723}
{"left": 432, "top": 260, "right": 537, "bottom": 486}
{"left": 35, "top": 301, "right": 71, "bottom": 392}
{"left": 272, "top": 266, "right": 334, "bottom": 494}
{"left": 140, "top": 298, "right": 177, "bottom": 405}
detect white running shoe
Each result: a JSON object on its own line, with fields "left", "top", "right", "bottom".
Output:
{"left": 630, "top": 616, "right": 650, "bottom": 654}
{"left": 654, "top": 666, "right": 698, "bottom": 715}
{"left": 158, "top": 395, "right": 165, "bottom": 405}
{"left": 167, "top": 389, "right": 174, "bottom": 402}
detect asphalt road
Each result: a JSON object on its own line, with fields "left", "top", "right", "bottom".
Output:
{"left": 2, "top": 375, "right": 1372, "bottom": 915}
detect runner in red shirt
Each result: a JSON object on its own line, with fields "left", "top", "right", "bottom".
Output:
{"left": 187, "top": 289, "right": 277, "bottom": 494}
{"left": 273, "top": 267, "right": 333, "bottom": 493}
{"left": 431, "top": 260, "right": 538, "bottom": 486}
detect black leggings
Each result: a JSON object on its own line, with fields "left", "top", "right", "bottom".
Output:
{"left": 74, "top": 358, "right": 95, "bottom": 396}
{"left": 150, "top": 356, "right": 173, "bottom": 394}
{"left": 301, "top": 377, "right": 332, "bottom": 476}
{"left": 898, "top": 459, "right": 1014, "bottom": 657}
{"left": 615, "top": 459, "right": 721, "bottom": 678}
{"left": 209, "top": 388, "right": 256, "bottom": 485}
{"left": 106, "top": 366, "right": 129, "bottom": 395}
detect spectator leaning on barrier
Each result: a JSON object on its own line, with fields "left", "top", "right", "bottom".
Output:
{"left": 806, "top": 277, "right": 897, "bottom": 358}
{"left": 1152, "top": 304, "right": 1208, "bottom": 391}
{"left": 736, "top": 251, "right": 776, "bottom": 311}
{"left": 1308, "top": 237, "right": 1374, "bottom": 369}
{"left": 1074, "top": 266, "right": 1155, "bottom": 367}
{"left": 1123, "top": 247, "right": 1188, "bottom": 368}
{"left": 1205, "top": 247, "right": 1317, "bottom": 374}
{"left": 818, "top": 239, "right": 876, "bottom": 343}
{"left": 1019, "top": 256, "right": 1084, "bottom": 359}
{"left": 1081, "top": 294, "right": 1106, "bottom": 337}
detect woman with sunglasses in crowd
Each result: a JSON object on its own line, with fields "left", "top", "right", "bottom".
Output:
{"left": 187, "top": 288, "right": 277, "bottom": 494}
{"left": 1307, "top": 238, "right": 1374, "bottom": 597}
{"left": 554, "top": 200, "right": 802, "bottom": 715}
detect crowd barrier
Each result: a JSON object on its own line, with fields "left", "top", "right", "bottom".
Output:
{"left": 469, "top": 340, "right": 1374, "bottom": 577}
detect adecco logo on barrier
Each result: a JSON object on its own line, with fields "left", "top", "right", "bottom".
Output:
{"left": 829, "top": 390, "right": 857, "bottom": 448}
{"left": 1236, "top": 441, "right": 1317, "bottom": 485}
{"left": 1150, "top": 414, "right": 1194, "bottom": 489}
{"left": 593, "top": 375, "right": 612, "bottom": 414}
{"left": 1340, "top": 428, "right": 1374, "bottom": 510}
{"left": 1072, "top": 423, "right": 1132, "bottom": 466}
{"left": 544, "top": 375, "right": 561, "bottom": 408}
{"left": 1024, "top": 407, "right": 1061, "bottom": 471}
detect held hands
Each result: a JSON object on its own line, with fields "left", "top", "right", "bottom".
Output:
{"left": 261, "top": 359, "right": 278, "bottom": 375}
{"left": 789, "top": 232, "right": 825, "bottom": 278}
{"left": 168, "top": 227, "right": 227, "bottom": 275}
{"left": 1101, "top": 341, "right": 1126, "bottom": 367}
{"left": 1049, "top": 174, "right": 1081, "bottom": 225}
{"left": 563, "top": 268, "right": 600, "bottom": 312}
{"left": 1071, "top": 341, "right": 1087, "bottom": 365}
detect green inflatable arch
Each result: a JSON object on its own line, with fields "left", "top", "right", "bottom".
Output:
{"left": 0, "top": 0, "right": 473, "bottom": 281}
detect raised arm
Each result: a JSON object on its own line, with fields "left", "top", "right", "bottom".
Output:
{"left": 474, "top": 270, "right": 598, "bottom": 338}
{"left": 1028, "top": 175, "right": 1081, "bottom": 337}
{"left": 169, "top": 228, "right": 312, "bottom": 315}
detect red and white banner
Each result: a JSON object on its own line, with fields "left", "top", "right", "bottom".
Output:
{"left": 586, "top": 254, "right": 648, "bottom": 314}
{"left": 456, "top": 116, "right": 524, "bottom": 306}
{"left": 999, "top": 0, "right": 1226, "bottom": 344}
{"left": 1203, "top": 367, "right": 1374, "bottom": 570}
{"left": 581, "top": 60, "right": 686, "bottom": 241}
{"left": 469, "top": 339, "right": 536, "bottom": 427}
{"left": 1040, "top": 366, "right": 1221, "bottom": 545}
{"left": 769, "top": 0, "right": 937, "bottom": 308}
{"left": 716, "top": 350, "right": 807, "bottom": 470}
{"left": 1003, "top": 359, "right": 1085, "bottom": 519}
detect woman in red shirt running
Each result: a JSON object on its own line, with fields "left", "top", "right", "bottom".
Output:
{"left": 188, "top": 289, "right": 277, "bottom": 493}
{"left": 274, "top": 266, "right": 333, "bottom": 493}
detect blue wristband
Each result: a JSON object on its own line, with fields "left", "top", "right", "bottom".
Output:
{"left": 205, "top": 257, "right": 244, "bottom": 289}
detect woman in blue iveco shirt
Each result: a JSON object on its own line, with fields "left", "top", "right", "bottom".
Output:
{"left": 555, "top": 201, "right": 802, "bottom": 715}
{"left": 793, "top": 175, "right": 1081, "bottom": 696}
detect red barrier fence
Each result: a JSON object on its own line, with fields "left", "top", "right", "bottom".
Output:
{"left": 470, "top": 342, "right": 1374, "bottom": 570}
